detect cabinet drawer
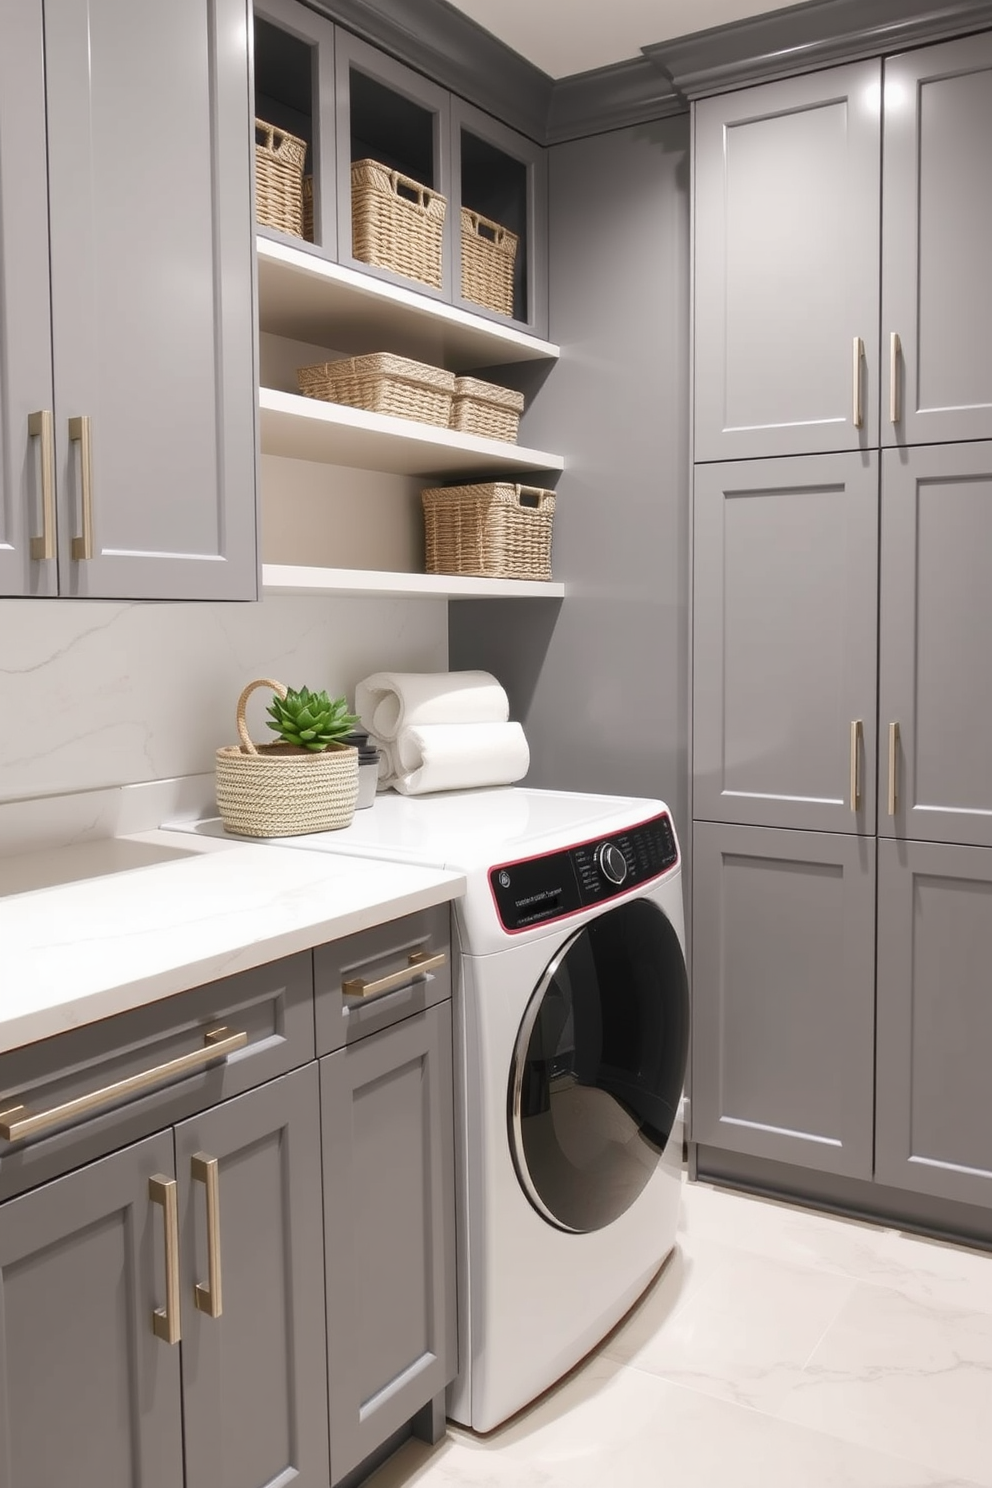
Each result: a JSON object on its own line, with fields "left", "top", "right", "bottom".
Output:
{"left": 314, "top": 905, "right": 451, "bottom": 1055}
{"left": 0, "top": 952, "right": 314, "bottom": 1201}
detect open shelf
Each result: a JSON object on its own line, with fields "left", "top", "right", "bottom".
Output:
{"left": 257, "top": 237, "right": 559, "bottom": 369}
{"left": 262, "top": 564, "right": 565, "bottom": 598}
{"left": 259, "top": 388, "right": 564, "bottom": 478}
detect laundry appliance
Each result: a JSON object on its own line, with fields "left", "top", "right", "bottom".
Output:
{"left": 179, "top": 787, "right": 689, "bottom": 1431}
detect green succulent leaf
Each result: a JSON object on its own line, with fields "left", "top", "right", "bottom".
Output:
{"left": 264, "top": 685, "right": 360, "bottom": 750}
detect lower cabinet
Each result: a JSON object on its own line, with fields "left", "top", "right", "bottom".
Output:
{"left": 321, "top": 1002, "right": 457, "bottom": 1486}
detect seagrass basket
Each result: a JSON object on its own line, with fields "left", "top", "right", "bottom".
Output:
{"left": 450, "top": 376, "right": 524, "bottom": 442}
{"left": 215, "top": 679, "right": 359, "bottom": 838}
{"left": 302, "top": 174, "right": 314, "bottom": 241}
{"left": 422, "top": 483, "right": 556, "bottom": 581}
{"left": 297, "top": 353, "right": 455, "bottom": 426}
{"left": 254, "top": 119, "right": 307, "bottom": 238}
{"left": 460, "top": 208, "right": 518, "bottom": 317}
{"left": 351, "top": 159, "right": 446, "bottom": 288}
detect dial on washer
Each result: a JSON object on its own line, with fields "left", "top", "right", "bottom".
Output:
{"left": 595, "top": 841, "right": 628, "bottom": 886}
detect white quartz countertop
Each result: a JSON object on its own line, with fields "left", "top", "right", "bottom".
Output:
{"left": 0, "top": 829, "right": 465, "bottom": 1054}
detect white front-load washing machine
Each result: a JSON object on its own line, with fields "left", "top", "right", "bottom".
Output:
{"left": 178, "top": 787, "right": 689, "bottom": 1432}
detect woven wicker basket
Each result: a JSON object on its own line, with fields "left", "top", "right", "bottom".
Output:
{"left": 255, "top": 119, "right": 307, "bottom": 238}
{"left": 302, "top": 174, "right": 314, "bottom": 241}
{"left": 351, "top": 159, "right": 446, "bottom": 289}
{"left": 461, "top": 208, "right": 518, "bottom": 317}
{"left": 450, "top": 377, "right": 524, "bottom": 443}
{"left": 422, "top": 483, "right": 556, "bottom": 581}
{"left": 297, "top": 353, "right": 455, "bottom": 427}
{"left": 215, "top": 679, "right": 359, "bottom": 838}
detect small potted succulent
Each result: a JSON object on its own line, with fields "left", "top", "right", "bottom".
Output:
{"left": 216, "top": 678, "right": 361, "bottom": 837}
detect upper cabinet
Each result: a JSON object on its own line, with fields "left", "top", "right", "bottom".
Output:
{"left": 0, "top": 0, "right": 258, "bottom": 601}
{"left": 693, "top": 62, "right": 882, "bottom": 462}
{"left": 882, "top": 33, "right": 992, "bottom": 448}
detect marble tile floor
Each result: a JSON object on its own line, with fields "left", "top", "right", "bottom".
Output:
{"left": 369, "top": 1179, "right": 992, "bottom": 1488}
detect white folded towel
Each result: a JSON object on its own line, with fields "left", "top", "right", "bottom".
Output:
{"left": 391, "top": 722, "right": 530, "bottom": 796}
{"left": 355, "top": 671, "right": 509, "bottom": 743}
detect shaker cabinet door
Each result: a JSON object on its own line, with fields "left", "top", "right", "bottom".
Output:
{"left": 693, "top": 452, "right": 878, "bottom": 833}
{"left": 882, "top": 33, "right": 992, "bottom": 448}
{"left": 43, "top": 0, "right": 258, "bottom": 599}
{"left": 694, "top": 61, "right": 881, "bottom": 462}
{"left": 0, "top": 1132, "right": 182, "bottom": 1488}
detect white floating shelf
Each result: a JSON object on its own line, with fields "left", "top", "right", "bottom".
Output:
{"left": 257, "top": 236, "right": 560, "bottom": 369}
{"left": 259, "top": 388, "right": 565, "bottom": 479}
{"left": 262, "top": 565, "right": 565, "bottom": 599}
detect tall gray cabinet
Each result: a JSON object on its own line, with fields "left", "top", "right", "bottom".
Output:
{"left": 0, "top": 0, "right": 258, "bottom": 602}
{"left": 691, "top": 30, "right": 992, "bottom": 1230}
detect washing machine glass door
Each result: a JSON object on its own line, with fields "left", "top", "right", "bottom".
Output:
{"left": 509, "top": 897, "right": 688, "bottom": 1234}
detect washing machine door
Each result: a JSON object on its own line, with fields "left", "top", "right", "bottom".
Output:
{"left": 508, "top": 897, "right": 688, "bottom": 1234}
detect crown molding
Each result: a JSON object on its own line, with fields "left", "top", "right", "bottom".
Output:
{"left": 546, "top": 58, "right": 685, "bottom": 144}
{"left": 646, "top": 0, "right": 992, "bottom": 98}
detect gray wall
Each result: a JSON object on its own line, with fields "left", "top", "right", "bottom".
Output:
{"left": 450, "top": 115, "right": 691, "bottom": 840}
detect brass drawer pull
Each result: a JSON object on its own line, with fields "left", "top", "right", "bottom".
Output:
{"left": 28, "top": 409, "right": 56, "bottom": 561}
{"left": 69, "top": 414, "right": 95, "bottom": 560}
{"left": 852, "top": 336, "right": 864, "bottom": 429}
{"left": 192, "top": 1153, "right": 223, "bottom": 1319}
{"left": 850, "top": 719, "right": 863, "bottom": 812}
{"left": 888, "top": 721, "right": 900, "bottom": 816}
{"left": 0, "top": 1027, "right": 248, "bottom": 1143}
{"left": 342, "top": 948, "right": 447, "bottom": 1001}
{"left": 149, "top": 1175, "right": 181, "bottom": 1344}
{"left": 889, "top": 332, "right": 901, "bottom": 424}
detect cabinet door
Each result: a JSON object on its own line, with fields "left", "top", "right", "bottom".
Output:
{"left": 876, "top": 839, "right": 992, "bottom": 1210}
{"left": 693, "top": 453, "right": 878, "bottom": 833}
{"left": 0, "top": 1131, "right": 182, "bottom": 1488}
{"left": 0, "top": 0, "right": 56, "bottom": 598}
{"left": 879, "top": 442, "right": 992, "bottom": 847}
{"left": 882, "top": 34, "right": 992, "bottom": 447}
{"left": 176, "top": 1065, "right": 329, "bottom": 1488}
{"left": 43, "top": 0, "right": 258, "bottom": 600}
{"left": 692, "top": 822, "right": 876, "bottom": 1179}
{"left": 694, "top": 62, "right": 881, "bottom": 462}
{"left": 321, "top": 1003, "right": 456, "bottom": 1485}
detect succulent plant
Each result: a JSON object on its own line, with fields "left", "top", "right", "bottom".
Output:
{"left": 266, "top": 685, "right": 360, "bottom": 752}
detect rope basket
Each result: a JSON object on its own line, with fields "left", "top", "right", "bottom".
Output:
{"left": 460, "top": 208, "right": 518, "bottom": 317}
{"left": 215, "top": 679, "right": 359, "bottom": 838}
{"left": 449, "top": 376, "right": 524, "bottom": 443}
{"left": 297, "top": 352, "right": 455, "bottom": 427}
{"left": 422, "top": 483, "right": 556, "bottom": 581}
{"left": 351, "top": 159, "right": 446, "bottom": 289}
{"left": 255, "top": 119, "right": 307, "bottom": 238}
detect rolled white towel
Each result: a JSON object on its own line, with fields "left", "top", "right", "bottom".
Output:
{"left": 355, "top": 671, "right": 508, "bottom": 743}
{"left": 391, "top": 722, "right": 530, "bottom": 796}
{"left": 374, "top": 740, "right": 403, "bottom": 790}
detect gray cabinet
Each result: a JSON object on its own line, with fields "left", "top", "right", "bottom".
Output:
{"left": 693, "top": 452, "right": 878, "bottom": 833}
{"left": 1, "top": 0, "right": 258, "bottom": 601}
{"left": 694, "top": 61, "right": 882, "bottom": 462}
{"left": 321, "top": 1001, "right": 457, "bottom": 1485}
{"left": 882, "top": 34, "right": 992, "bottom": 448}
{"left": 875, "top": 838, "right": 992, "bottom": 1210}
{"left": 878, "top": 441, "right": 992, "bottom": 848}
{"left": 177, "top": 1066, "right": 330, "bottom": 1488}
{"left": 691, "top": 821, "right": 876, "bottom": 1180}
{"left": 0, "top": 1131, "right": 183, "bottom": 1488}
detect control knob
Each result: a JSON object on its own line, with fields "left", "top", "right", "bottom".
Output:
{"left": 595, "top": 840, "right": 628, "bottom": 886}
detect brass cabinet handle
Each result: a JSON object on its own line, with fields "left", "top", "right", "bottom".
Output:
{"left": 149, "top": 1175, "right": 181, "bottom": 1344}
{"left": 0, "top": 1027, "right": 248, "bottom": 1143}
{"left": 889, "top": 332, "right": 901, "bottom": 424}
{"left": 888, "top": 721, "right": 900, "bottom": 816}
{"left": 342, "top": 948, "right": 447, "bottom": 1000}
{"left": 192, "top": 1153, "right": 223, "bottom": 1319}
{"left": 28, "top": 410, "right": 56, "bottom": 561}
{"left": 69, "top": 414, "right": 94, "bottom": 560}
{"left": 852, "top": 336, "right": 864, "bottom": 429}
{"left": 850, "top": 719, "right": 863, "bottom": 812}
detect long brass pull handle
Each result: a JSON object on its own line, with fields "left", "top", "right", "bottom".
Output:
{"left": 69, "top": 414, "right": 94, "bottom": 560}
{"left": 342, "top": 948, "right": 447, "bottom": 1000}
{"left": 889, "top": 332, "right": 901, "bottom": 424}
{"left": 192, "top": 1153, "right": 223, "bottom": 1319}
{"left": 888, "top": 721, "right": 900, "bottom": 816}
{"left": 852, "top": 337, "right": 864, "bottom": 429}
{"left": 0, "top": 1028, "right": 248, "bottom": 1143}
{"left": 28, "top": 410, "right": 56, "bottom": 561}
{"left": 850, "top": 719, "right": 863, "bottom": 811}
{"left": 149, "top": 1175, "right": 181, "bottom": 1344}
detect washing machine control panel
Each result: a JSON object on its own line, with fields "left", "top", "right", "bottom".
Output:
{"left": 489, "top": 812, "right": 679, "bottom": 932}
